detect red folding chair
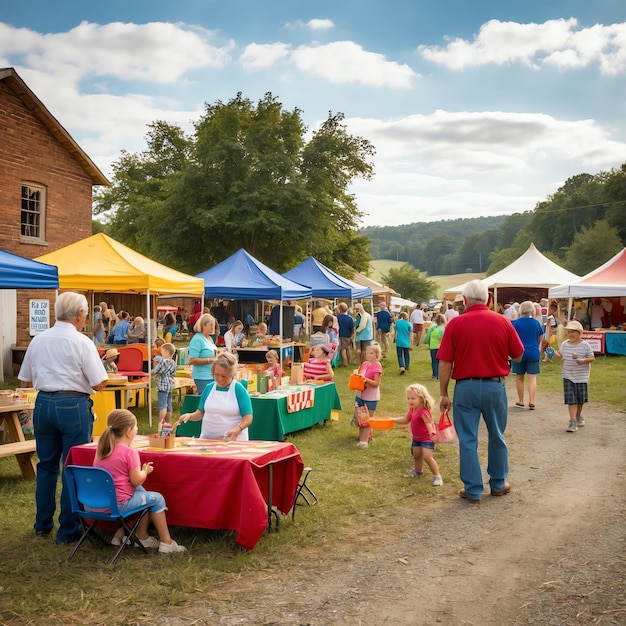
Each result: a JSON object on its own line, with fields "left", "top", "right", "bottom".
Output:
{"left": 116, "top": 346, "right": 146, "bottom": 378}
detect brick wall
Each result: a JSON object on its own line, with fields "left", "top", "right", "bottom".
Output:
{"left": 1, "top": 80, "right": 97, "bottom": 348}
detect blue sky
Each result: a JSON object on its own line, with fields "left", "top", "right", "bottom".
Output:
{"left": 2, "top": 1, "right": 625, "bottom": 227}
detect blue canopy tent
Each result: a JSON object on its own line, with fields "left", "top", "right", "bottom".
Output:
{"left": 283, "top": 256, "right": 372, "bottom": 300}
{"left": 0, "top": 248, "right": 59, "bottom": 289}
{"left": 0, "top": 249, "right": 59, "bottom": 380}
{"left": 196, "top": 250, "right": 312, "bottom": 365}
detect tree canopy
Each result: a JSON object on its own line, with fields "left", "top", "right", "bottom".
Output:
{"left": 94, "top": 93, "right": 375, "bottom": 274}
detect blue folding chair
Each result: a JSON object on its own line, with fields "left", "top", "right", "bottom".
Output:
{"left": 64, "top": 465, "right": 152, "bottom": 565}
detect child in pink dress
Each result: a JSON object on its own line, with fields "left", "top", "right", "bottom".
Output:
{"left": 393, "top": 384, "right": 443, "bottom": 485}
{"left": 303, "top": 344, "right": 334, "bottom": 381}
{"left": 354, "top": 344, "right": 383, "bottom": 448}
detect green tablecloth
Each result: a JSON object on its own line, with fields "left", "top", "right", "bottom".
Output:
{"left": 249, "top": 383, "right": 342, "bottom": 441}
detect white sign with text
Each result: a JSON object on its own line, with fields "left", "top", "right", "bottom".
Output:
{"left": 29, "top": 299, "right": 50, "bottom": 336}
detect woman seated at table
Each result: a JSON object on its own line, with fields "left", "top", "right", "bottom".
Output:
{"left": 303, "top": 344, "right": 334, "bottom": 382}
{"left": 178, "top": 352, "right": 253, "bottom": 441}
{"left": 127, "top": 316, "right": 146, "bottom": 343}
{"left": 224, "top": 320, "right": 245, "bottom": 353}
{"left": 162, "top": 313, "right": 178, "bottom": 343}
{"left": 187, "top": 313, "right": 218, "bottom": 394}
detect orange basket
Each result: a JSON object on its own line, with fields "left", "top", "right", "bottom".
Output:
{"left": 369, "top": 417, "right": 395, "bottom": 431}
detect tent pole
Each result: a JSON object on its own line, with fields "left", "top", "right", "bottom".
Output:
{"left": 147, "top": 290, "right": 152, "bottom": 427}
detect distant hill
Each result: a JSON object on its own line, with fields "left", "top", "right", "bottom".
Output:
{"left": 368, "top": 261, "right": 484, "bottom": 299}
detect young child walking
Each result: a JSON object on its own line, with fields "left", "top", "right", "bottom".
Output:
{"left": 94, "top": 409, "right": 185, "bottom": 553}
{"left": 393, "top": 383, "right": 443, "bottom": 485}
{"left": 552, "top": 320, "right": 595, "bottom": 432}
{"left": 354, "top": 343, "right": 383, "bottom": 448}
{"left": 152, "top": 342, "right": 176, "bottom": 426}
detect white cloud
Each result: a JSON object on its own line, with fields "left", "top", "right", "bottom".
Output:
{"left": 343, "top": 110, "right": 626, "bottom": 225}
{"left": 418, "top": 18, "right": 626, "bottom": 74}
{"left": 0, "top": 21, "right": 232, "bottom": 82}
{"left": 240, "top": 42, "right": 291, "bottom": 70}
{"left": 285, "top": 18, "right": 335, "bottom": 31}
{"left": 292, "top": 41, "right": 415, "bottom": 88}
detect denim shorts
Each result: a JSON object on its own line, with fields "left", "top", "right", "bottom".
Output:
{"left": 157, "top": 390, "right": 172, "bottom": 412}
{"left": 355, "top": 396, "right": 378, "bottom": 411}
{"left": 119, "top": 486, "right": 167, "bottom": 515}
{"left": 412, "top": 440, "right": 435, "bottom": 450}
{"left": 511, "top": 360, "right": 540, "bottom": 375}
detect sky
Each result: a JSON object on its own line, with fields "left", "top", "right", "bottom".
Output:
{"left": 1, "top": 1, "right": 625, "bottom": 227}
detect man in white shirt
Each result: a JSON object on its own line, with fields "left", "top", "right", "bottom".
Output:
{"left": 444, "top": 301, "right": 459, "bottom": 322}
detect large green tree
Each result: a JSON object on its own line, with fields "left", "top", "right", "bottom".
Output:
{"left": 95, "top": 93, "right": 374, "bottom": 274}
{"left": 564, "top": 220, "right": 622, "bottom": 275}
{"left": 381, "top": 264, "right": 438, "bottom": 303}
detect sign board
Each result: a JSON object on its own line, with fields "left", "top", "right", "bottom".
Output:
{"left": 581, "top": 331, "right": 605, "bottom": 354}
{"left": 29, "top": 299, "right": 50, "bottom": 336}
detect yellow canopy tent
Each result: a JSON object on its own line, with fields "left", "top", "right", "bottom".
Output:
{"left": 36, "top": 233, "right": 204, "bottom": 424}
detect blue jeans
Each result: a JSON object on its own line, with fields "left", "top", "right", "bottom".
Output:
{"left": 396, "top": 346, "right": 410, "bottom": 369}
{"left": 194, "top": 379, "right": 212, "bottom": 395}
{"left": 430, "top": 349, "right": 439, "bottom": 378}
{"left": 33, "top": 392, "right": 94, "bottom": 541}
{"left": 453, "top": 379, "right": 509, "bottom": 499}
{"left": 120, "top": 485, "right": 167, "bottom": 515}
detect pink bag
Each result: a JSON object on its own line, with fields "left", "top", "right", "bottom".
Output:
{"left": 434, "top": 411, "right": 457, "bottom": 444}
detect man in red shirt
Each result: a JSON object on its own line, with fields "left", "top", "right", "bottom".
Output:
{"left": 437, "top": 280, "right": 524, "bottom": 503}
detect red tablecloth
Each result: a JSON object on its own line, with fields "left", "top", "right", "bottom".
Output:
{"left": 66, "top": 436, "right": 303, "bottom": 550}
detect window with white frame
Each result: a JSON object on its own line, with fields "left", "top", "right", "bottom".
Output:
{"left": 21, "top": 183, "right": 46, "bottom": 242}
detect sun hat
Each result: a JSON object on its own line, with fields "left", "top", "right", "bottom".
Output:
{"left": 318, "top": 344, "right": 330, "bottom": 354}
{"left": 104, "top": 348, "right": 120, "bottom": 360}
{"left": 564, "top": 320, "right": 583, "bottom": 333}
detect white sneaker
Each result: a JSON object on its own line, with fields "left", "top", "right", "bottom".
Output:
{"left": 432, "top": 475, "right": 444, "bottom": 486}
{"left": 566, "top": 420, "right": 578, "bottom": 433}
{"left": 356, "top": 441, "right": 368, "bottom": 449}
{"left": 406, "top": 469, "right": 424, "bottom": 478}
{"left": 136, "top": 535, "right": 160, "bottom": 549}
{"left": 576, "top": 415, "right": 585, "bottom": 427}
{"left": 111, "top": 535, "right": 127, "bottom": 546}
{"left": 159, "top": 540, "right": 186, "bottom": 554}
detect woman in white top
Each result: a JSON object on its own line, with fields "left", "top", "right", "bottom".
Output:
{"left": 178, "top": 352, "right": 253, "bottom": 441}
{"left": 223, "top": 320, "right": 245, "bottom": 353}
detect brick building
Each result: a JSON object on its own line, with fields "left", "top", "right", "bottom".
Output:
{"left": 0, "top": 67, "right": 108, "bottom": 377}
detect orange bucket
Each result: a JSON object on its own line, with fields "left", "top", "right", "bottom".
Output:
{"left": 369, "top": 417, "right": 395, "bottom": 431}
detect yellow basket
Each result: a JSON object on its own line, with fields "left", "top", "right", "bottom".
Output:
{"left": 330, "top": 409, "right": 340, "bottom": 421}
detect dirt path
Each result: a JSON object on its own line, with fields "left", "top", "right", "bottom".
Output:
{"left": 166, "top": 387, "right": 626, "bottom": 625}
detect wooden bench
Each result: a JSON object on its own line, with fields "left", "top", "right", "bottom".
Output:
{"left": 0, "top": 403, "right": 37, "bottom": 479}
{"left": 0, "top": 439, "right": 37, "bottom": 479}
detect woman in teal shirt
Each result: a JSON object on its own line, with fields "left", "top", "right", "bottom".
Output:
{"left": 187, "top": 314, "right": 218, "bottom": 394}
{"left": 179, "top": 352, "right": 253, "bottom": 441}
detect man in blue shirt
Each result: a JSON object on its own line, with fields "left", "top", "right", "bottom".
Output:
{"left": 375, "top": 302, "right": 393, "bottom": 359}
{"left": 336, "top": 302, "right": 355, "bottom": 366}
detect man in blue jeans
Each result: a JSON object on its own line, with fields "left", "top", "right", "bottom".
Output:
{"left": 374, "top": 302, "right": 393, "bottom": 359}
{"left": 437, "top": 280, "right": 523, "bottom": 503}
{"left": 19, "top": 292, "right": 108, "bottom": 544}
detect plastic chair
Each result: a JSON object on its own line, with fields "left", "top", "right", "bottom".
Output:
{"left": 117, "top": 346, "right": 146, "bottom": 378}
{"left": 291, "top": 467, "right": 317, "bottom": 521}
{"left": 64, "top": 465, "right": 152, "bottom": 565}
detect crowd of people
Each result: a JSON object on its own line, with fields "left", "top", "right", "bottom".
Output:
{"left": 17, "top": 285, "right": 599, "bottom": 550}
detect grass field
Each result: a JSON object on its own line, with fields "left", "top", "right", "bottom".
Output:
{"left": 1, "top": 348, "right": 625, "bottom": 624}
{"left": 368, "top": 260, "right": 484, "bottom": 299}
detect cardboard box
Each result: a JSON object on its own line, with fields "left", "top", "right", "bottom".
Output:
{"left": 149, "top": 433, "right": 176, "bottom": 449}
{"left": 290, "top": 363, "right": 304, "bottom": 384}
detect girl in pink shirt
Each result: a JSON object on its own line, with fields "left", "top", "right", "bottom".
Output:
{"left": 303, "top": 344, "right": 334, "bottom": 381}
{"left": 94, "top": 409, "right": 185, "bottom": 554}
{"left": 354, "top": 344, "right": 383, "bottom": 448}
{"left": 393, "top": 384, "right": 443, "bottom": 486}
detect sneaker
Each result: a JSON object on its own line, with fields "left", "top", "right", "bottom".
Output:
{"left": 576, "top": 415, "right": 585, "bottom": 427}
{"left": 399, "top": 367, "right": 406, "bottom": 375}
{"left": 159, "top": 540, "right": 186, "bottom": 554}
{"left": 356, "top": 441, "right": 369, "bottom": 449}
{"left": 432, "top": 475, "right": 444, "bottom": 486}
{"left": 406, "top": 469, "right": 424, "bottom": 477}
{"left": 136, "top": 535, "right": 160, "bottom": 549}
{"left": 566, "top": 420, "right": 578, "bottom": 433}
{"left": 111, "top": 535, "right": 127, "bottom": 546}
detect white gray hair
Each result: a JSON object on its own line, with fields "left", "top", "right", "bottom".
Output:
{"left": 462, "top": 280, "right": 488, "bottom": 304}
{"left": 55, "top": 292, "right": 88, "bottom": 321}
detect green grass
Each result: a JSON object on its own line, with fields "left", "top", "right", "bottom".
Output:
{"left": 1, "top": 349, "right": 624, "bottom": 624}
